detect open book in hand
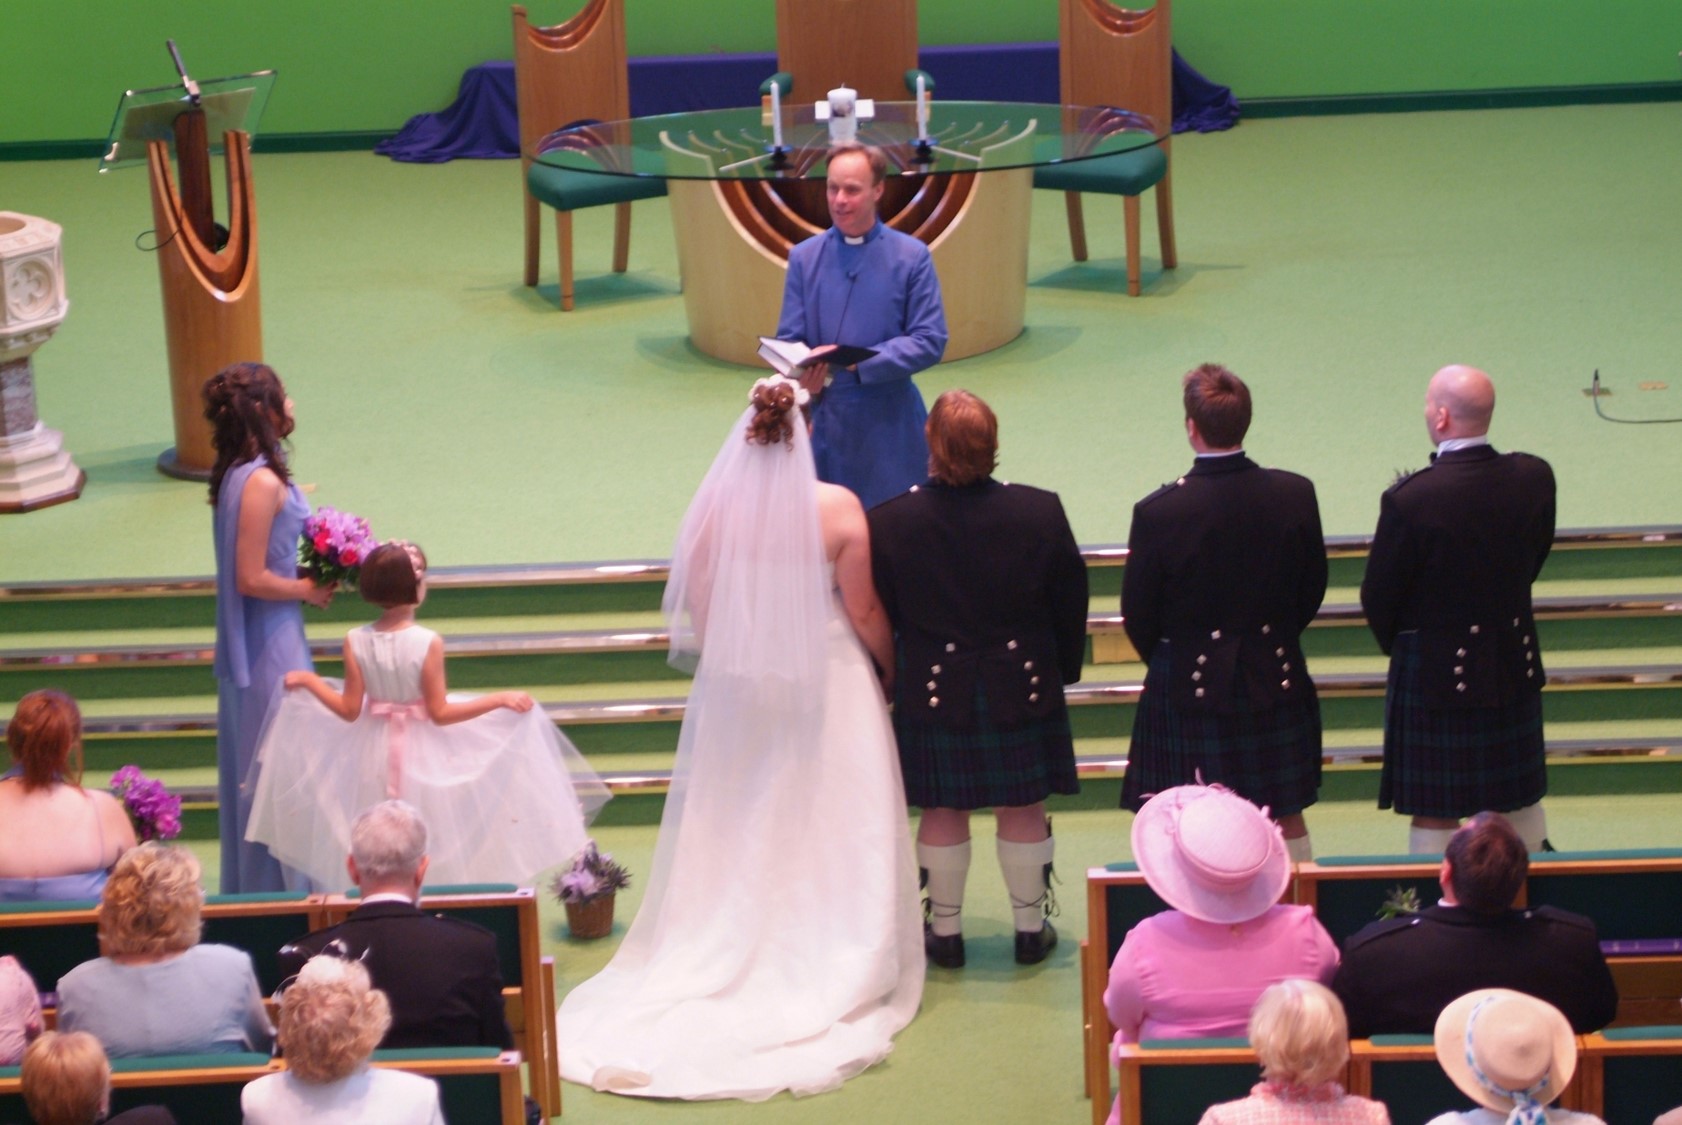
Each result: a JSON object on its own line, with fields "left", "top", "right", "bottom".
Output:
{"left": 756, "top": 337, "right": 878, "bottom": 378}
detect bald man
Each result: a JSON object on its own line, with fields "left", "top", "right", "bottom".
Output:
{"left": 1361, "top": 366, "right": 1556, "bottom": 854}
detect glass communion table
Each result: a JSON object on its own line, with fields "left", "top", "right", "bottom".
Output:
{"left": 534, "top": 101, "right": 1165, "bottom": 363}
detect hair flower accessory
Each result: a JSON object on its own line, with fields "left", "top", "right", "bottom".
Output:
{"left": 750, "top": 374, "right": 811, "bottom": 408}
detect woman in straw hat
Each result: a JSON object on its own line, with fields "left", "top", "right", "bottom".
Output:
{"left": 1427, "top": 989, "right": 1602, "bottom": 1125}
{"left": 1104, "top": 783, "right": 1337, "bottom": 1125}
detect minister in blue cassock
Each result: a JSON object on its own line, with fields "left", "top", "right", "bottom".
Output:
{"left": 777, "top": 143, "right": 948, "bottom": 510}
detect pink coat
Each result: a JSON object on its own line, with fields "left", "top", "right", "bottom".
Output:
{"left": 1104, "top": 905, "right": 1339, "bottom": 1125}
{"left": 0, "top": 956, "right": 42, "bottom": 1065}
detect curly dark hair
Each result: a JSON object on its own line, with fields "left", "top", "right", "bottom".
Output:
{"left": 203, "top": 362, "right": 293, "bottom": 504}
{"left": 745, "top": 379, "right": 799, "bottom": 448}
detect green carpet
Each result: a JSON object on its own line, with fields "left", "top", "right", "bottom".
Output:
{"left": 5, "top": 102, "right": 1682, "bottom": 581}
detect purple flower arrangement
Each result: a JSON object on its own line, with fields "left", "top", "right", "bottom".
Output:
{"left": 552, "top": 839, "right": 631, "bottom": 905}
{"left": 299, "top": 507, "right": 376, "bottom": 590}
{"left": 110, "top": 766, "right": 183, "bottom": 842}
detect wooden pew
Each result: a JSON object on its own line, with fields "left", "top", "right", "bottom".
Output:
{"left": 1577, "top": 1026, "right": 1682, "bottom": 1123}
{"left": 1110, "top": 1039, "right": 1258, "bottom": 1125}
{"left": 322, "top": 884, "right": 560, "bottom": 1118}
{"left": 0, "top": 892, "right": 324, "bottom": 997}
{"left": 0, "top": 1048, "right": 524, "bottom": 1124}
{"left": 1085, "top": 850, "right": 1682, "bottom": 1122}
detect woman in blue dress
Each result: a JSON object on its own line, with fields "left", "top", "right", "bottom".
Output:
{"left": 0, "top": 691, "right": 136, "bottom": 902}
{"left": 205, "top": 363, "right": 333, "bottom": 892}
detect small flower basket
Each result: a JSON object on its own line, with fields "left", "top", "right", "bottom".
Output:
{"left": 552, "top": 839, "right": 631, "bottom": 941}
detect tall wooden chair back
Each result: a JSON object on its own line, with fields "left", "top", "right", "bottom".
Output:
{"left": 1040, "top": 0, "right": 1177, "bottom": 295}
{"left": 774, "top": 0, "right": 919, "bottom": 102}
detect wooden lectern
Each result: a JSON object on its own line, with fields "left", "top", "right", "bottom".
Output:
{"left": 103, "top": 49, "right": 271, "bottom": 480}
{"left": 147, "top": 126, "right": 261, "bottom": 480}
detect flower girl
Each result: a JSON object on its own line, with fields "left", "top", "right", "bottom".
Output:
{"left": 245, "top": 541, "right": 610, "bottom": 887}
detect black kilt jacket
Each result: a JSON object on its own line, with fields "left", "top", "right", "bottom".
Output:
{"left": 867, "top": 478, "right": 1089, "bottom": 731}
{"left": 1332, "top": 902, "right": 1619, "bottom": 1038}
{"left": 1360, "top": 445, "right": 1556, "bottom": 707}
{"left": 1121, "top": 454, "right": 1328, "bottom": 712}
{"left": 277, "top": 899, "right": 513, "bottom": 1050}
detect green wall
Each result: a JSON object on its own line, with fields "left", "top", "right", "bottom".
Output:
{"left": 4, "top": 1, "right": 1679, "bottom": 145}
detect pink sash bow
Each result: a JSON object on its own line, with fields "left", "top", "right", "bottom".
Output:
{"left": 369, "top": 701, "right": 428, "bottom": 798}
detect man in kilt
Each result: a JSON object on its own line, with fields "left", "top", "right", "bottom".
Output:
{"left": 869, "top": 390, "right": 1089, "bottom": 969}
{"left": 1120, "top": 364, "right": 1328, "bottom": 861}
{"left": 1361, "top": 365, "right": 1556, "bottom": 854}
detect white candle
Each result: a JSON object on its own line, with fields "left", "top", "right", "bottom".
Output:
{"left": 916, "top": 74, "right": 928, "bottom": 137}
{"left": 770, "top": 80, "right": 783, "bottom": 149}
{"left": 827, "top": 85, "right": 857, "bottom": 144}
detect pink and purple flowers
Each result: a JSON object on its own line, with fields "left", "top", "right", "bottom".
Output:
{"left": 111, "top": 766, "right": 183, "bottom": 842}
{"left": 299, "top": 507, "right": 376, "bottom": 590}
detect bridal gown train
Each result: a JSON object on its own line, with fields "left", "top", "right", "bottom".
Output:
{"left": 554, "top": 585, "right": 924, "bottom": 1101}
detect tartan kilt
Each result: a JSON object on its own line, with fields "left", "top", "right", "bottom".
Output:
{"left": 895, "top": 678, "right": 1080, "bottom": 810}
{"left": 1379, "top": 631, "right": 1547, "bottom": 818}
{"left": 1120, "top": 647, "right": 1323, "bottom": 816}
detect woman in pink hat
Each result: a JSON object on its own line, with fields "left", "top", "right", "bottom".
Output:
{"left": 1104, "top": 784, "right": 1338, "bottom": 1125}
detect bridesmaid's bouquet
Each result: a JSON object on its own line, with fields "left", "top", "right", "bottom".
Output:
{"left": 299, "top": 507, "right": 376, "bottom": 590}
{"left": 111, "top": 766, "right": 183, "bottom": 842}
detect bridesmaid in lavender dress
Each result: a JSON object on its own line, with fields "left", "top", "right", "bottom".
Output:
{"left": 205, "top": 363, "right": 333, "bottom": 893}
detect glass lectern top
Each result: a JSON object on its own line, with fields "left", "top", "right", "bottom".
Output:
{"left": 99, "top": 70, "right": 277, "bottom": 172}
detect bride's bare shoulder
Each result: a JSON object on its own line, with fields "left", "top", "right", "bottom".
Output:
{"left": 815, "top": 481, "right": 865, "bottom": 516}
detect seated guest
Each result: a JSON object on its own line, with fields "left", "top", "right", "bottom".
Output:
{"left": 276, "top": 800, "right": 512, "bottom": 1049}
{"left": 1333, "top": 812, "right": 1618, "bottom": 1038}
{"left": 57, "top": 843, "right": 274, "bottom": 1057}
{"left": 0, "top": 690, "right": 136, "bottom": 902}
{"left": 1105, "top": 784, "right": 1338, "bottom": 1125}
{"left": 1427, "top": 989, "right": 1603, "bottom": 1125}
{"left": 242, "top": 955, "right": 444, "bottom": 1124}
{"left": 1, "top": 955, "right": 44, "bottom": 1064}
{"left": 20, "top": 1031, "right": 177, "bottom": 1124}
{"left": 1198, "top": 980, "right": 1389, "bottom": 1125}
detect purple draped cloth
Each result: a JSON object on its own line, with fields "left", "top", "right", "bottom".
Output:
{"left": 375, "top": 44, "right": 1237, "bottom": 164}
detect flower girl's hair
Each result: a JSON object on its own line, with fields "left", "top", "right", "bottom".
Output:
{"left": 359, "top": 540, "right": 428, "bottom": 609}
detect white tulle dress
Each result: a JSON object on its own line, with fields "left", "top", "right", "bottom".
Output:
{"left": 244, "top": 624, "right": 609, "bottom": 888}
{"left": 554, "top": 402, "right": 924, "bottom": 1102}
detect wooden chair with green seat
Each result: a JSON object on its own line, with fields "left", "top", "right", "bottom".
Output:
{"left": 512, "top": 0, "right": 667, "bottom": 311}
{"left": 1033, "top": 0, "right": 1177, "bottom": 296}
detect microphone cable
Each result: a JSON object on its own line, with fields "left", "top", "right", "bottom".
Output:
{"left": 1587, "top": 369, "right": 1682, "bottom": 425}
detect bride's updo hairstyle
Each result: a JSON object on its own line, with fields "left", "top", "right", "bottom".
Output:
{"left": 926, "top": 389, "right": 998, "bottom": 487}
{"left": 359, "top": 541, "right": 428, "bottom": 609}
{"left": 203, "top": 362, "right": 292, "bottom": 504}
{"left": 745, "top": 377, "right": 800, "bottom": 448}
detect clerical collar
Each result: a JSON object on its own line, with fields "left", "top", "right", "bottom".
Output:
{"left": 361, "top": 891, "right": 416, "bottom": 906}
{"left": 1195, "top": 449, "right": 1245, "bottom": 459}
{"left": 839, "top": 222, "right": 880, "bottom": 246}
{"left": 1435, "top": 436, "right": 1490, "bottom": 455}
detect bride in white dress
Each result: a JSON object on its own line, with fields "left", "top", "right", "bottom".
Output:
{"left": 555, "top": 375, "right": 924, "bottom": 1101}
